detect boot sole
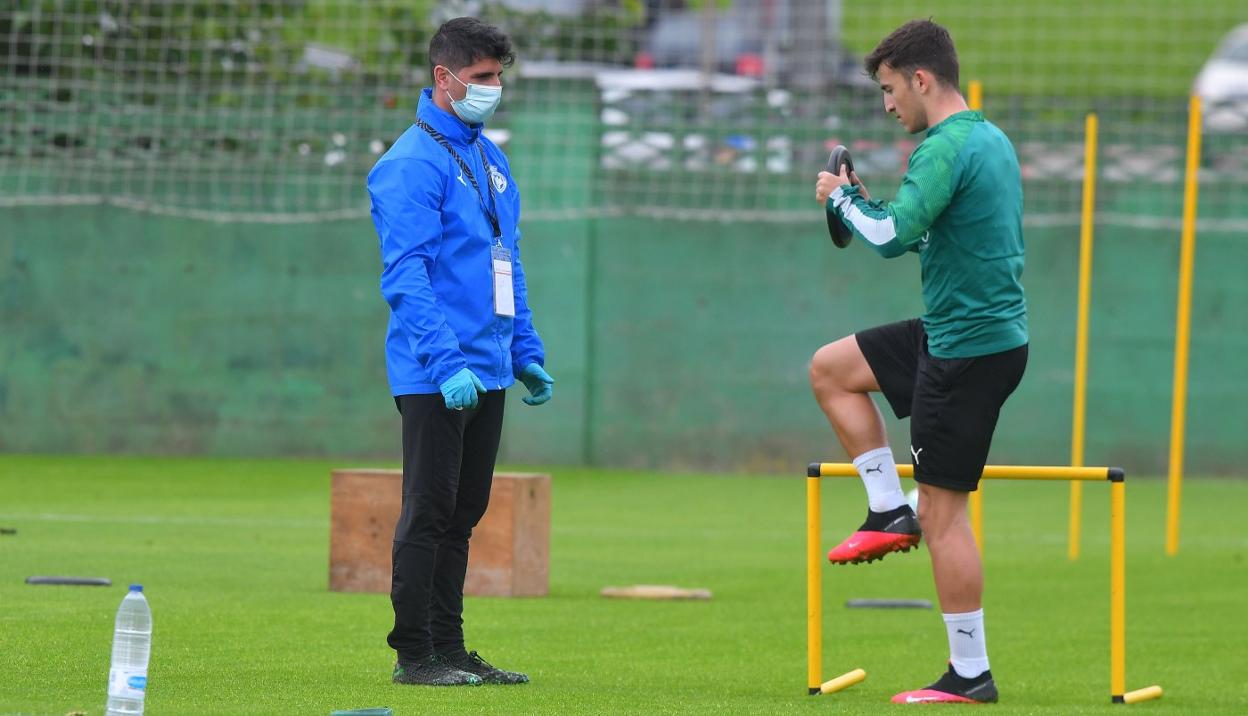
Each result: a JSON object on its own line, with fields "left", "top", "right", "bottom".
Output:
{"left": 829, "top": 536, "right": 922, "bottom": 565}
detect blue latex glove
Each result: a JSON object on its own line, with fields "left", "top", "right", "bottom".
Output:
{"left": 518, "top": 363, "right": 554, "bottom": 406}
{"left": 439, "top": 367, "right": 487, "bottom": 410}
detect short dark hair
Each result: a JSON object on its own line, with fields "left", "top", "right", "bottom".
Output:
{"left": 428, "top": 17, "right": 515, "bottom": 79}
{"left": 864, "top": 19, "right": 959, "bottom": 89}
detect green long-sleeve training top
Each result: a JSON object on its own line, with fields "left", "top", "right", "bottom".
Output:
{"left": 827, "top": 110, "right": 1029, "bottom": 359}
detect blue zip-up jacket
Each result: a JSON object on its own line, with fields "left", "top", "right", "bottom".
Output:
{"left": 368, "top": 89, "right": 544, "bottom": 395}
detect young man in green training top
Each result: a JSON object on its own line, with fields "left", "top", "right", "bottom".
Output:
{"left": 810, "top": 20, "right": 1027, "bottom": 704}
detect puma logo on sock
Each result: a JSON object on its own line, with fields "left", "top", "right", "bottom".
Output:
{"left": 865, "top": 464, "right": 883, "bottom": 474}
{"left": 957, "top": 628, "right": 976, "bottom": 639}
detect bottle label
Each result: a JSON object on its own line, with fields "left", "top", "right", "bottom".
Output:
{"left": 109, "top": 668, "right": 147, "bottom": 699}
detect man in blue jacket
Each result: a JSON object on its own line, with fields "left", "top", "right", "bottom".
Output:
{"left": 367, "top": 17, "right": 552, "bottom": 688}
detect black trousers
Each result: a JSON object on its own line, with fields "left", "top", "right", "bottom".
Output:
{"left": 388, "top": 390, "right": 506, "bottom": 662}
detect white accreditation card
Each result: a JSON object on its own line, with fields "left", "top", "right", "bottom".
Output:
{"left": 492, "top": 244, "right": 515, "bottom": 317}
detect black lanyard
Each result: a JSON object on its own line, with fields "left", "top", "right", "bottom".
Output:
{"left": 415, "top": 118, "right": 501, "bottom": 239}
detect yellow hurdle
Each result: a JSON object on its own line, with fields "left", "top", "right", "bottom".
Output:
{"left": 806, "top": 476, "right": 824, "bottom": 694}
{"left": 806, "top": 462, "right": 1161, "bottom": 704}
{"left": 814, "top": 463, "right": 1114, "bottom": 481}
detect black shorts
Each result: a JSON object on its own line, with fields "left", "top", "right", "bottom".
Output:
{"left": 856, "top": 319, "right": 1028, "bottom": 492}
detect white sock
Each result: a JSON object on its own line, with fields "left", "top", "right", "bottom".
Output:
{"left": 852, "top": 447, "right": 907, "bottom": 512}
{"left": 944, "top": 609, "right": 990, "bottom": 678}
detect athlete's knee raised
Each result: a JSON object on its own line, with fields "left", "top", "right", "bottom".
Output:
{"left": 809, "top": 343, "right": 842, "bottom": 391}
{"left": 811, "top": 339, "right": 864, "bottom": 393}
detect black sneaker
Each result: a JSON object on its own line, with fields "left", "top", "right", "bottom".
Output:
{"left": 891, "top": 664, "right": 999, "bottom": 704}
{"left": 441, "top": 650, "right": 529, "bottom": 685}
{"left": 392, "top": 655, "right": 483, "bottom": 686}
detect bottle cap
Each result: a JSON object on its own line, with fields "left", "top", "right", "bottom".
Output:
{"left": 129, "top": 584, "right": 143, "bottom": 592}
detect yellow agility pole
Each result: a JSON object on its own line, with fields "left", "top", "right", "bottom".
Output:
{"left": 806, "top": 462, "right": 1161, "bottom": 704}
{"left": 1166, "top": 94, "right": 1203, "bottom": 556}
{"left": 1069, "top": 112, "right": 1099, "bottom": 561}
{"left": 966, "top": 79, "right": 985, "bottom": 552}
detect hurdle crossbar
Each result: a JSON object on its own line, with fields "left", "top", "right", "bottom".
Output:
{"left": 805, "top": 462, "right": 1161, "bottom": 704}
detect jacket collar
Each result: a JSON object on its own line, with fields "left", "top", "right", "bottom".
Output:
{"left": 927, "top": 110, "right": 982, "bottom": 137}
{"left": 416, "top": 88, "right": 482, "bottom": 146}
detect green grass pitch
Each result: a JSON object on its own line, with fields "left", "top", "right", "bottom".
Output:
{"left": 1, "top": 454, "right": 1245, "bottom": 714}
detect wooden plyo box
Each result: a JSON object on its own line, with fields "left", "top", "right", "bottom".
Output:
{"left": 329, "top": 469, "right": 550, "bottom": 597}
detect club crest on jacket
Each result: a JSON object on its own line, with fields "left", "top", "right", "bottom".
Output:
{"left": 488, "top": 165, "right": 508, "bottom": 193}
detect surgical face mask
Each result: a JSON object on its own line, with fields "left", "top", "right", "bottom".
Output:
{"left": 439, "top": 66, "right": 502, "bottom": 124}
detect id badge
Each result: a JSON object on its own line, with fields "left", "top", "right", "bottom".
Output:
{"left": 492, "top": 244, "right": 515, "bottom": 317}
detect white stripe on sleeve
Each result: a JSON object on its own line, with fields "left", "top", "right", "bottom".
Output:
{"left": 831, "top": 186, "right": 897, "bottom": 246}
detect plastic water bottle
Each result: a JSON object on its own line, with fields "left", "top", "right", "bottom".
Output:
{"left": 106, "top": 584, "right": 152, "bottom": 716}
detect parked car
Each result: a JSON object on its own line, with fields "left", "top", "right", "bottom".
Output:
{"left": 1193, "top": 23, "right": 1248, "bottom": 132}
{"left": 634, "top": 8, "right": 873, "bottom": 93}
